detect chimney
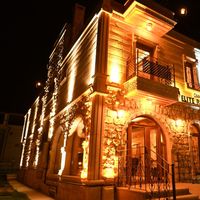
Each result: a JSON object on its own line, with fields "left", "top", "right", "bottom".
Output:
{"left": 72, "top": 3, "right": 85, "bottom": 42}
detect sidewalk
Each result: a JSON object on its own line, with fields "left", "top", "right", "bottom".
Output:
{"left": 8, "top": 179, "right": 54, "bottom": 200}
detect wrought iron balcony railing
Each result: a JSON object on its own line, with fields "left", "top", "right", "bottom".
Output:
{"left": 126, "top": 55, "right": 176, "bottom": 87}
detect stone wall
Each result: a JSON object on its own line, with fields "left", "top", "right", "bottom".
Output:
{"left": 103, "top": 87, "right": 200, "bottom": 182}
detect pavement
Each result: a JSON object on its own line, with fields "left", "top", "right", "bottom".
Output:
{"left": 8, "top": 179, "right": 54, "bottom": 200}
{"left": 1, "top": 174, "right": 200, "bottom": 200}
{"left": 0, "top": 174, "right": 54, "bottom": 200}
{"left": 8, "top": 180, "right": 200, "bottom": 200}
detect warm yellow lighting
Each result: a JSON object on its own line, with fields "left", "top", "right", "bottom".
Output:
{"left": 117, "top": 109, "right": 125, "bottom": 118}
{"left": 33, "top": 145, "right": 40, "bottom": 167}
{"left": 102, "top": 146, "right": 117, "bottom": 178}
{"left": 87, "top": 21, "right": 98, "bottom": 86}
{"left": 110, "top": 64, "right": 121, "bottom": 83}
{"left": 108, "top": 31, "right": 123, "bottom": 84}
{"left": 115, "top": 100, "right": 120, "bottom": 106}
{"left": 26, "top": 134, "right": 33, "bottom": 167}
{"left": 40, "top": 95, "right": 47, "bottom": 127}
{"left": 60, "top": 15, "right": 98, "bottom": 101}
{"left": 61, "top": 14, "right": 98, "bottom": 66}
{"left": 175, "top": 119, "right": 184, "bottom": 127}
{"left": 58, "top": 147, "right": 66, "bottom": 175}
{"left": 31, "top": 97, "right": 39, "bottom": 134}
{"left": 20, "top": 141, "right": 26, "bottom": 167}
{"left": 114, "top": 156, "right": 118, "bottom": 176}
{"left": 103, "top": 168, "right": 115, "bottom": 178}
{"left": 24, "top": 110, "right": 31, "bottom": 140}
{"left": 48, "top": 119, "right": 54, "bottom": 139}
{"left": 67, "top": 61, "right": 77, "bottom": 103}
{"left": 81, "top": 140, "right": 89, "bottom": 179}
{"left": 171, "top": 119, "right": 186, "bottom": 133}
{"left": 180, "top": 7, "right": 187, "bottom": 16}
{"left": 20, "top": 109, "right": 31, "bottom": 168}
{"left": 140, "top": 98, "right": 153, "bottom": 112}
{"left": 146, "top": 22, "right": 153, "bottom": 31}
{"left": 48, "top": 79, "right": 59, "bottom": 140}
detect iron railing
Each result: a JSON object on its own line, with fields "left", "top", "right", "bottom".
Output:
{"left": 115, "top": 146, "right": 175, "bottom": 199}
{"left": 126, "top": 55, "right": 176, "bottom": 87}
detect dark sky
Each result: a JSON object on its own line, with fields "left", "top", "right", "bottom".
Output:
{"left": 0, "top": 0, "right": 200, "bottom": 115}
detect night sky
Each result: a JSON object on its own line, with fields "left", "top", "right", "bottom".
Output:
{"left": 0, "top": 0, "right": 200, "bottom": 114}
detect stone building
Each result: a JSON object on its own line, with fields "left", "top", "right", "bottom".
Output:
{"left": 18, "top": 0, "right": 200, "bottom": 199}
{"left": 0, "top": 112, "right": 24, "bottom": 174}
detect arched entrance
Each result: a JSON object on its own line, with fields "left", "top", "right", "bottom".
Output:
{"left": 64, "top": 117, "right": 86, "bottom": 176}
{"left": 126, "top": 116, "right": 167, "bottom": 185}
{"left": 189, "top": 124, "right": 200, "bottom": 178}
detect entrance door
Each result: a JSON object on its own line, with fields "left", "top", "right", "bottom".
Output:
{"left": 189, "top": 124, "right": 200, "bottom": 176}
{"left": 127, "top": 117, "right": 166, "bottom": 183}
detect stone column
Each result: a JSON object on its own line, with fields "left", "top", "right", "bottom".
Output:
{"left": 87, "top": 11, "right": 109, "bottom": 180}
{"left": 88, "top": 94, "right": 105, "bottom": 180}
{"left": 92, "top": 11, "right": 109, "bottom": 93}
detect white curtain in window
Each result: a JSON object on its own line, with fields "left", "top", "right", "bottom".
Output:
{"left": 196, "top": 63, "right": 200, "bottom": 85}
{"left": 193, "top": 67, "right": 199, "bottom": 89}
{"left": 186, "top": 66, "right": 192, "bottom": 87}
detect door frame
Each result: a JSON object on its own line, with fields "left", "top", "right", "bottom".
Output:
{"left": 127, "top": 116, "right": 167, "bottom": 183}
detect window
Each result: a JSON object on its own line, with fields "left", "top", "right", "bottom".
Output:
{"left": 184, "top": 59, "right": 200, "bottom": 90}
{"left": 127, "top": 39, "right": 158, "bottom": 80}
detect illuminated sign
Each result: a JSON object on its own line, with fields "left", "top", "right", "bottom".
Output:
{"left": 180, "top": 94, "right": 200, "bottom": 105}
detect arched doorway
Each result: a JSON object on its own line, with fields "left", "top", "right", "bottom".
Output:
{"left": 189, "top": 124, "right": 200, "bottom": 177}
{"left": 64, "top": 117, "right": 86, "bottom": 176}
{"left": 126, "top": 116, "right": 167, "bottom": 184}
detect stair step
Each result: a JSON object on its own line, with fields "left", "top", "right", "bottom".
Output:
{"left": 176, "top": 194, "right": 199, "bottom": 200}
{"left": 145, "top": 188, "right": 191, "bottom": 199}
{"left": 152, "top": 195, "right": 199, "bottom": 200}
{"left": 175, "top": 188, "right": 190, "bottom": 196}
{"left": 145, "top": 187, "right": 200, "bottom": 200}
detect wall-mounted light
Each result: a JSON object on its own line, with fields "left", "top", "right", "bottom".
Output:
{"left": 146, "top": 22, "right": 153, "bottom": 31}
{"left": 175, "top": 119, "right": 184, "bottom": 127}
{"left": 117, "top": 109, "right": 125, "bottom": 118}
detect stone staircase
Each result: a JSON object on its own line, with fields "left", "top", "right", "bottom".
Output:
{"left": 146, "top": 187, "right": 200, "bottom": 200}
{"left": 116, "top": 186, "right": 200, "bottom": 200}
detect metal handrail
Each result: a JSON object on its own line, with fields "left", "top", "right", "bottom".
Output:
{"left": 126, "top": 55, "right": 176, "bottom": 87}
{"left": 115, "top": 145, "right": 175, "bottom": 199}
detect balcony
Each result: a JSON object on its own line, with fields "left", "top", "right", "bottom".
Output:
{"left": 124, "top": 56, "right": 179, "bottom": 105}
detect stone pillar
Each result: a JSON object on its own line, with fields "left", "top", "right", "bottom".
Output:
{"left": 87, "top": 9, "right": 109, "bottom": 180}
{"left": 88, "top": 94, "right": 105, "bottom": 180}
{"left": 92, "top": 11, "right": 109, "bottom": 93}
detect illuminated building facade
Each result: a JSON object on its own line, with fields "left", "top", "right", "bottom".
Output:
{"left": 18, "top": 1, "right": 200, "bottom": 199}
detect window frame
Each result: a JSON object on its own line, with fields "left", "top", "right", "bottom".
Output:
{"left": 184, "top": 57, "right": 200, "bottom": 90}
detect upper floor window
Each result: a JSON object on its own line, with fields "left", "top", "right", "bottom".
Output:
{"left": 184, "top": 58, "right": 200, "bottom": 90}
{"left": 136, "top": 42, "right": 154, "bottom": 63}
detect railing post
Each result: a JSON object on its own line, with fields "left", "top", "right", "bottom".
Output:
{"left": 172, "top": 162, "right": 176, "bottom": 200}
